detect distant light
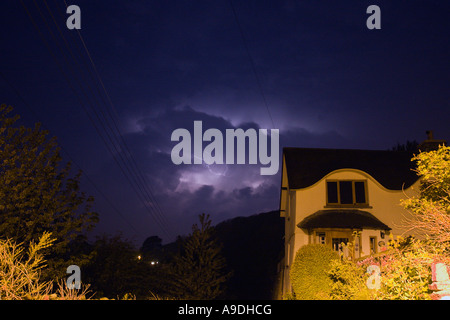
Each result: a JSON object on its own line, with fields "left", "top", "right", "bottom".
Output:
{"left": 137, "top": 255, "right": 141, "bottom": 260}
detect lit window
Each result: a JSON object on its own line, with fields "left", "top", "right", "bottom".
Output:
{"left": 326, "top": 180, "right": 368, "bottom": 206}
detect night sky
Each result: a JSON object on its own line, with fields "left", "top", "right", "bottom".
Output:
{"left": 1, "top": 1, "right": 449, "bottom": 245}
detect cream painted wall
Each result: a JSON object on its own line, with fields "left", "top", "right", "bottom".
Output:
{"left": 360, "top": 229, "right": 386, "bottom": 256}
{"left": 295, "top": 169, "right": 420, "bottom": 234}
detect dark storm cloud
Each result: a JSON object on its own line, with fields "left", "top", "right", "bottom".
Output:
{"left": 96, "top": 104, "right": 351, "bottom": 241}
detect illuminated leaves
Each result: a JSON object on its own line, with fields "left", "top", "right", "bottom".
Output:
{"left": 402, "top": 145, "right": 450, "bottom": 243}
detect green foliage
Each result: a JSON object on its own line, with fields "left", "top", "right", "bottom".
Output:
{"left": 0, "top": 105, "right": 98, "bottom": 280}
{"left": 52, "top": 279, "right": 92, "bottom": 300}
{"left": 290, "top": 244, "right": 339, "bottom": 300}
{"left": 401, "top": 145, "right": 450, "bottom": 242}
{"left": 0, "top": 232, "right": 94, "bottom": 300}
{"left": 147, "top": 291, "right": 175, "bottom": 300}
{"left": 328, "top": 259, "right": 374, "bottom": 300}
{"left": 0, "top": 232, "right": 54, "bottom": 299}
{"left": 327, "top": 235, "right": 450, "bottom": 300}
{"left": 282, "top": 292, "right": 296, "bottom": 300}
{"left": 414, "top": 145, "right": 450, "bottom": 200}
{"left": 357, "top": 237, "right": 450, "bottom": 300}
{"left": 168, "top": 213, "right": 231, "bottom": 300}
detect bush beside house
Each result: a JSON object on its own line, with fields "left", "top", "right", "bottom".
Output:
{"left": 289, "top": 244, "right": 339, "bottom": 300}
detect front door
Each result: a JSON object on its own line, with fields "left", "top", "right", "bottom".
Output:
{"left": 313, "top": 229, "right": 361, "bottom": 259}
{"left": 332, "top": 237, "right": 349, "bottom": 252}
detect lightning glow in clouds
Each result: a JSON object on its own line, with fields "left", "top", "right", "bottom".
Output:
{"left": 171, "top": 121, "right": 279, "bottom": 175}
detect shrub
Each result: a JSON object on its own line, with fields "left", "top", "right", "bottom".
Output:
{"left": 375, "top": 239, "right": 444, "bottom": 300}
{"left": 356, "top": 237, "right": 450, "bottom": 300}
{"left": 0, "top": 232, "right": 54, "bottom": 299}
{"left": 290, "top": 244, "right": 339, "bottom": 300}
{"left": 328, "top": 259, "right": 375, "bottom": 300}
{"left": 52, "top": 279, "right": 92, "bottom": 300}
{"left": 401, "top": 145, "right": 450, "bottom": 243}
{"left": 0, "top": 232, "right": 92, "bottom": 300}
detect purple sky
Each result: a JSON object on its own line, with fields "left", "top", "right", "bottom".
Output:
{"left": 1, "top": 0, "right": 449, "bottom": 244}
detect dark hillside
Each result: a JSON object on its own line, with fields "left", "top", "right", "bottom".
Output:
{"left": 214, "top": 210, "right": 284, "bottom": 299}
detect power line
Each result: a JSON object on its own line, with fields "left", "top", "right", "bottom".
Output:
{"left": 43, "top": 0, "right": 172, "bottom": 238}
{"left": 18, "top": 0, "right": 172, "bottom": 238}
{"left": 23, "top": 0, "right": 171, "bottom": 239}
{"left": 0, "top": 70, "right": 139, "bottom": 235}
{"left": 55, "top": 0, "right": 172, "bottom": 239}
{"left": 229, "top": 0, "right": 276, "bottom": 128}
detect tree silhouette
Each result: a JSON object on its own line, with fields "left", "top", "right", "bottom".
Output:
{"left": 390, "top": 140, "right": 419, "bottom": 152}
{"left": 140, "top": 235, "right": 162, "bottom": 261}
{"left": 168, "top": 213, "right": 231, "bottom": 299}
{"left": 0, "top": 104, "right": 98, "bottom": 280}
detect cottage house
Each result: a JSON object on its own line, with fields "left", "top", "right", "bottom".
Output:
{"left": 277, "top": 134, "right": 446, "bottom": 297}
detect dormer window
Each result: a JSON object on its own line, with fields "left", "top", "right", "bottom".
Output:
{"left": 326, "top": 180, "right": 368, "bottom": 206}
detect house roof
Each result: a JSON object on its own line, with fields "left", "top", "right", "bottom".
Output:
{"left": 283, "top": 147, "right": 418, "bottom": 190}
{"left": 297, "top": 209, "right": 391, "bottom": 230}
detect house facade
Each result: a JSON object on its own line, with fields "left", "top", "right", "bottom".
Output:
{"left": 277, "top": 147, "right": 422, "bottom": 297}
